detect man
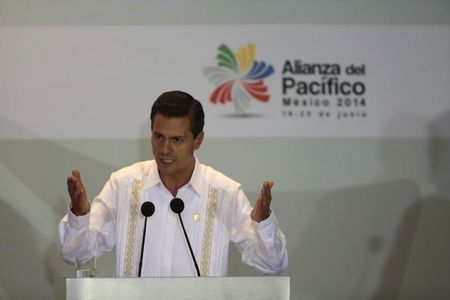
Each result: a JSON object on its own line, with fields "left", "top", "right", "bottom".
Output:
{"left": 59, "top": 90, "right": 288, "bottom": 277}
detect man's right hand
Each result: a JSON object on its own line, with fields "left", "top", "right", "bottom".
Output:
{"left": 67, "top": 169, "right": 90, "bottom": 216}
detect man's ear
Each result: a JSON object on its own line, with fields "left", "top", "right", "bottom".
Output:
{"left": 194, "top": 131, "right": 204, "bottom": 150}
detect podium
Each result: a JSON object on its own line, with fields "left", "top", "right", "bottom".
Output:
{"left": 64, "top": 277, "right": 290, "bottom": 300}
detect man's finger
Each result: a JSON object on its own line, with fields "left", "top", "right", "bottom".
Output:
{"left": 72, "top": 169, "right": 82, "bottom": 180}
{"left": 262, "top": 181, "right": 273, "bottom": 203}
{"left": 67, "top": 177, "right": 76, "bottom": 191}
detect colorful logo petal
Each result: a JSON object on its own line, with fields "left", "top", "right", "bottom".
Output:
{"left": 204, "top": 43, "right": 274, "bottom": 114}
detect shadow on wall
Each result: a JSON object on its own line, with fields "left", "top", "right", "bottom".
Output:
{"left": 394, "top": 109, "right": 450, "bottom": 300}
{"left": 0, "top": 114, "right": 121, "bottom": 299}
{"left": 0, "top": 198, "right": 57, "bottom": 300}
{"left": 276, "top": 180, "right": 421, "bottom": 300}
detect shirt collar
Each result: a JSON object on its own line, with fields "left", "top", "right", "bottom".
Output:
{"left": 189, "top": 155, "right": 204, "bottom": 196}
{"left": 142, "top": 155, "right": 204, "bottom": 196}
{"left": 142, "top": 160, "right": 162, "bottom": 190}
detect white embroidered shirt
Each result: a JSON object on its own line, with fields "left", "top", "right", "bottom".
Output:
{"left": 59, "top": 159, "right": 288, "bottom": 277}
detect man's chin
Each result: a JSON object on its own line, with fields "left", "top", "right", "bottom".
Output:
{"left": 157, "top": 162, "right": 175, "bottom": 175}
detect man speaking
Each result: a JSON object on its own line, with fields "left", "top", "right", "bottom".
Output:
{"left": 59, "top": 90, "right": 288, "bottom": 277}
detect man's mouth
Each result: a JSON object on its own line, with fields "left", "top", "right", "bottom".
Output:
{"left": 160, "top": 158, "right": 174, "bottom": 164}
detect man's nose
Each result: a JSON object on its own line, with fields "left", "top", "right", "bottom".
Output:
{"left": 160, "top": 139, "right": 171, "bottom": 153}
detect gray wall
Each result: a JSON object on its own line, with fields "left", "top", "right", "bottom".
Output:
{"left": 0, "top": 1, "right": 449, "bottom": 299}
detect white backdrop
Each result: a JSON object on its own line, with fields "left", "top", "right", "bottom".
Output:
{"left": 1, "top": 25, "right": 449, "bottom": 139}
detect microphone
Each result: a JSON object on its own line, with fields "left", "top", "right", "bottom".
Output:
{"left": 138, "top": 201, "right": 155, "bottom": 277}
{"left": 170, "top": 198, "right": 201, "bottom": 277}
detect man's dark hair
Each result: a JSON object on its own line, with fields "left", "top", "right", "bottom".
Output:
{"left": 150, "top": 91, "right": 205, "bottom": 138}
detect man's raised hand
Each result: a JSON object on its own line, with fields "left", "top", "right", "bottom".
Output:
{"left": 251, "top": 180, "right": 273, "bottom": 223}
{"left": 67, "top": 169, "right": 90, "bottom": 216}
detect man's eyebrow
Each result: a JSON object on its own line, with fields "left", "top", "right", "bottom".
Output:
{"left": 152, "top": 132, "right": 185, "bottom": 138}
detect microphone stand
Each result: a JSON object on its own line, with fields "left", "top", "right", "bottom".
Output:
{"left": 139, "top": 201, "right": 155, "bottom": 277}
{"left": 138, "top": 215, "right": 149, "bottom": 277}
{"left": 170, "top": 197, "right": 201, "bottom": 277}
{"left": 176, "top": 213, "right": 201, "bottom": 277}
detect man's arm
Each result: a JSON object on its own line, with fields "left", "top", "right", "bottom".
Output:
{"left": 59, "top": 169, "right": 116, "bottom": 264}
{"left": 232, "top": 181, "right": 288, "bottom": 274}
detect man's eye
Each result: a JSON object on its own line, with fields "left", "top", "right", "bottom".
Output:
{"left": 153, "top": 134, "right": 163, "bottom": 141}
{"left": 173, "top": 137, "right": 183, "bottom": 144}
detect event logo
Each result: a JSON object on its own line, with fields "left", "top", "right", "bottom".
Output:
{"left": 280, "top": 60, "right": 368, "bottom": 120}
{"left": 203, "top": 43, "right": 274, "bottom": 115}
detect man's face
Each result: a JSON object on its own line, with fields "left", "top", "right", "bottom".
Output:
{"left": 151, "top": 114, "right": 203, "bottom": 182}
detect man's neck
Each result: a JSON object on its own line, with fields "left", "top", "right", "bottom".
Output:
{"left": 160, "top": 163, "right": 196, "bottom": 197}
{"left": 162, "top": 177, "right": 189, "bottom": 198}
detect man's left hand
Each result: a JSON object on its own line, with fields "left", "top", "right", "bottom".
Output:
{"left": 251, "top": 181, "right": 273, "bottom": 223}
